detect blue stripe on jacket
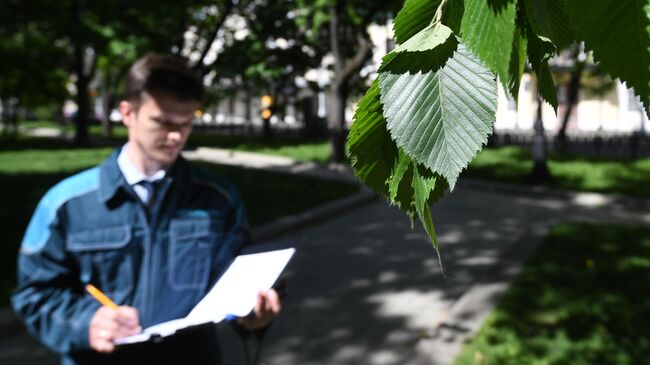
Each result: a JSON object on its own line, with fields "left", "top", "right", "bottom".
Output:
{"left": 20, "top": 167, "right": 100, "bottom": 254}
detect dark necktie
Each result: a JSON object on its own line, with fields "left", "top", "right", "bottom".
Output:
{"left": 138, "top": 180, "right": 160, "bottom": 211}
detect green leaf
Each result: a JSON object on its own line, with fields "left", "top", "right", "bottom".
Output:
{"left": 348, "top": 80, "right": 398, "bottom": 197}
{"left": 388, "top": 149, "right": 416, "bottom": 218}
{"left": 348, "top": 80, "right": 447, "bottom": 253}
{"left": 508, "top": 20, "right": 527, "bottom": 103}
{"left": 523, "top": 0, "right": 576, "bottom": 51}
{"left": 442, "top": 0, "right": 465, "bottom": 34}
{"left": 380, "top": 23, "right": 458, "bottom": 74}
{"left": 412, "top": 166, "right": 439, "bottom": 244}
{"left": 412, "top": 166, "right": 437, "bottom": 238}
{"left": 460, "top": 0, "right": 517, "bottom": 95}
{"left": 564, "top": 0, "right": 650, "bottom": 116}
{"left": 347, "top": 80, "right": 433, "bottom": 218}
{"left": 393, "top": 0, "right": 441, "bottom": 44}
{"left": 527, "top": 34, "right": 558, "bottom": 110}
{"left": 394, "top": 22, "right": 454, "bottom": 54}
{"left": 378, "top": 43, "right": 497, "bottom": 189}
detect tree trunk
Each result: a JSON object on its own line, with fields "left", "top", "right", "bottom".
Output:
{"left": 245, "top": 90, "right": 253, "bottom": 136}
{"left": 2, "top": 98, "right": 19, "bottom": 138}
{"left": 279, "top": 95, "right": 287, "bottom": 124}
{"left": 327, "top": 83, "right": 347, "bottom": 162}
{"left": 529, "top": 95, "right": 552, "bottom": 183}
{"left": 262, "top": 116, "right": 272, "bottom": 140}
{"left": 101, "top": 71, "right": 114, "bottom": 138}
{"left": 0, "top": 99, "right": 6, "bottom": 135}
{"left": 325, "top": 4, "right": 373, "bottom": 163}
{"left": 555, "top": 48, "right": 584, "bottom": 153}
{"left": 73, "top": 48, "right": 90, "bottom": 146}
{"left": 72, "top": 0, "right": 91, "bottom": 146}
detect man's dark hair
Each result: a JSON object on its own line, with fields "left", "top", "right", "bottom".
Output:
{"left": 124, "top": 53, "right": 204, "bottom": 106}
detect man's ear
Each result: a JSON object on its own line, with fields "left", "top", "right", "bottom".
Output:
{"left": 119, "top": 100, "right": 135, "bottom": 127}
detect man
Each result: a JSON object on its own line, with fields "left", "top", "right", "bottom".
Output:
{"left": 12, "top": 54, "right": 281, "bottom": 364}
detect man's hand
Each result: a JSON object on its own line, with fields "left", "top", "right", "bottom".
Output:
{"left": 89, "top": 306, "right": 141, "bottom": 353}
{"left": 237, "top": 289, "right": 282, "bottom": 331}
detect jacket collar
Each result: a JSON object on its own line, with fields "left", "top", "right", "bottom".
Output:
{"left": 98, "top": 147, "right": 192, "bottom": 203}
{"left": 98, "top": 149, "right": 125, "bottom": 203}
{"left": 167, "top": 155, "right": 191, "bottom": 194}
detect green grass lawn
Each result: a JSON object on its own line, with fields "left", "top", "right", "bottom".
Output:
{"left": 19, "top": 120, "right": 129, "bottom": 139}
{"left": 0, "top": 139, "right": 358, "bottom": 306}
{"left": 465, "top": 146, "right": 650, "bottom": 198}
{"left": 455, "top": 223, "right": 650, "bottom": 365}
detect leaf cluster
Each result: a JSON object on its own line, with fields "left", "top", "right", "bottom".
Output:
{"left": 347, "top": 0, "right": 650, "bottom": 262}
{"left": 0, "top": 0, "right": 236, "bottom": 110}
{"left": 211, "top": 0, "right": 322, "bottom": 97}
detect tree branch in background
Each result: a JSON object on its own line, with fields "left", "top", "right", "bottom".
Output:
{"left": 556, "top": 46, "right": 585, "bottom": 152}
{"left": 336, "top": 32, "right": 371, "bottom": 86}
{"left": 194, "top": 1, "right": 235, "bottom": 76}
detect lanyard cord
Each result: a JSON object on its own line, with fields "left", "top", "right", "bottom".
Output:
{"left": 236, "top": 279, "right": 287, "bottom": 364}
{"left": 232, "top": 322, "right": 269, "bottom": 365}
{"left": 241, "top": 328, "right": 266, "bottom": 365}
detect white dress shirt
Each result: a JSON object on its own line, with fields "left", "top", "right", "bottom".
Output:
{"left": 117, "top": 144, "right": 166, "bottom": 204}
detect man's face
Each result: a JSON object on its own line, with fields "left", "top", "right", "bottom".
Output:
{"left": 121, "top": 92, "right": 200, "bottom": 168}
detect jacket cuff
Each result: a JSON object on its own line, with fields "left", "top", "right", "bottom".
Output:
{"left": 70, "top": 300, "right": 101, "bottom": 351}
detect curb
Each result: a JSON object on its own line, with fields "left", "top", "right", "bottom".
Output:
{"left": 0, "top": 189, "right": 379, "bottom": 341}
{"left": 412, "top": 224, "right": 550, "bottom": 364}
{"left": 252, "top": 188, "right": 378, "bottom": 242}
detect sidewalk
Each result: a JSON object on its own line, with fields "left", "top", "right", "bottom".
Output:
{"left": 258, "top": 187, "right": 649, "bottom": 365}
{"left": 1, "top": 148, "right": 648, "bottom": 364}
{"left": 183, "top": 147, "right": 358, "bottom": 183}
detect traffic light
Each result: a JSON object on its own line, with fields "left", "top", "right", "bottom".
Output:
{"left": 260, "top": 95, "right": 273, "bottom": 120}
{"left": 260, "top": 95, "right": 273, "bottom": 139}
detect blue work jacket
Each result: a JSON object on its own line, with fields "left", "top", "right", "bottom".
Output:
{"left": 11, "top": 149, "right": 252, "bottom": 364}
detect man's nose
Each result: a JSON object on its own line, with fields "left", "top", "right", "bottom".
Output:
{"left": 168, "top": 131, "right": 182, "bottom": 143}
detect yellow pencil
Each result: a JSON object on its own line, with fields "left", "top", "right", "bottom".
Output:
{"left": 85, "top": 284, "right": 119, "bottom": 310}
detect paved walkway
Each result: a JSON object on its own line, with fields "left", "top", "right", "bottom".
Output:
{"left": 184, "top": 147, "right": 358, "bottom": 183}
{"left": 1, "top": 147, "right": 649, "bottom": 364}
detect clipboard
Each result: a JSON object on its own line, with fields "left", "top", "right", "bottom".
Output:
{"left": 115, "top": 244, "right": 295, "bottom": 345}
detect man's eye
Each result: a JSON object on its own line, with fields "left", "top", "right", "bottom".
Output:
{"left": 154, "top": 119, "right": 172, "bottom": 127}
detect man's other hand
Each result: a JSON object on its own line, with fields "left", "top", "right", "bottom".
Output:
{"left": 238, "top": 289, "right": 281, "bottom": 330}
{"left": 89, "top": 306, "right": 141, "bottom": 353}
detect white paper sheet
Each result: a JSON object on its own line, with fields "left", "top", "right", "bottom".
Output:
{"left": 114, "top": 247, "right": 295, "bottom": 345}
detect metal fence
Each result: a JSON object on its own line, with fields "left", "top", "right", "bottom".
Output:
{"left": 193, "top": 121, "right": 650, "bottom": 159}
{"left": 192, "top": 122, "right": 313, "bottom": 139}
{"left": 491, "top": 129, "right": 650, "bottom": 158}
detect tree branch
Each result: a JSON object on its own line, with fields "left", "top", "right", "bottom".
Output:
{"left": 86, "top": 49, "right": 98, "bottom": 81}
{"left": 334, "top": 30, "right": 372, "bottom": 87}
{"left": 330, "top": 1, "right": 386, "bottom": 87}
{"left": 329, "top": 5, "right": 342, "bottom": 73}
{"left": 172, "top": 13, "right": 189, "bottom": 55}
{"left": 194, "top": 0, "right": 235, "bottom": 75}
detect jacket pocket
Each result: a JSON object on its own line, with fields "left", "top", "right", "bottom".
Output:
{"left": 169, "top": 218, "right": 218, "bottom": 291}
{"left": 66, "top": 224, "right": 134, "bottom": 302}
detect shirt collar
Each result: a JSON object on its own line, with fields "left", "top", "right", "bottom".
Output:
{"left": 99, "top": 145, "right": 191, "bottom": 204}
{"left": 117, "top": 144, "right": 166, "bottom": 185}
